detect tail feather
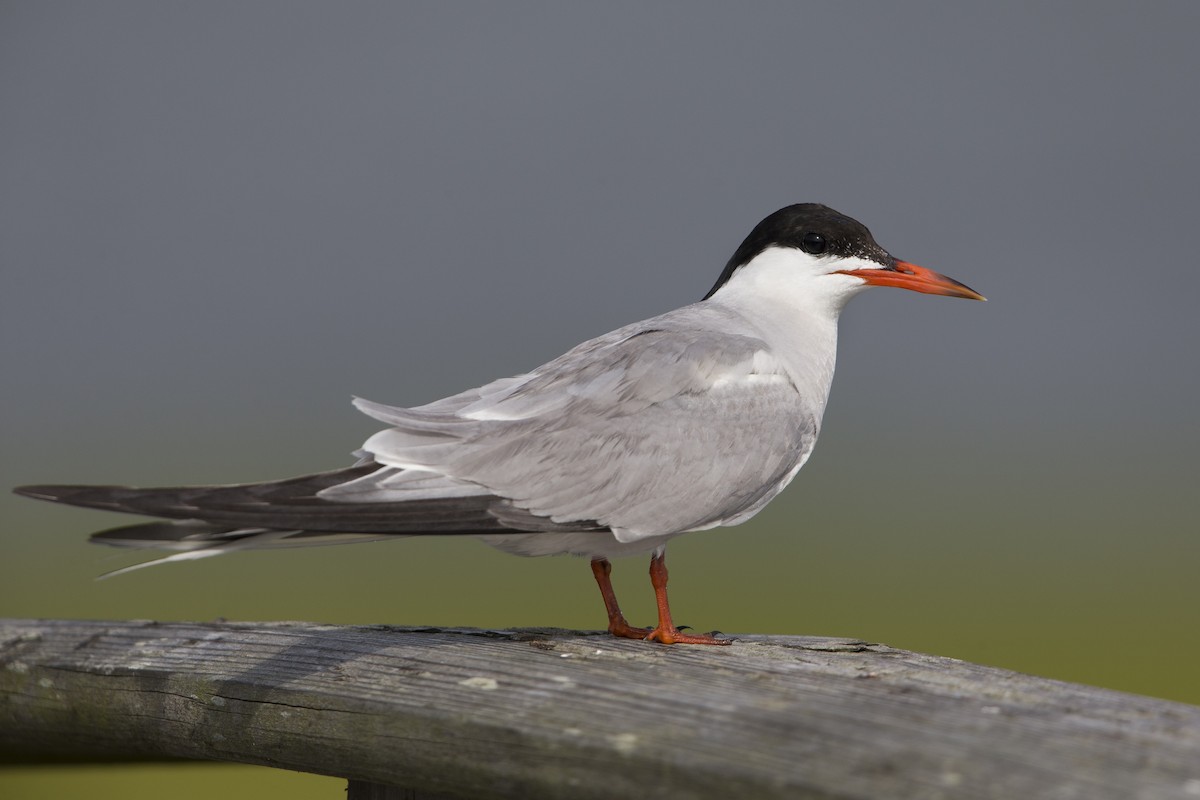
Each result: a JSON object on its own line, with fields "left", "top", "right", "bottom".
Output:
{"left": 14, "top": 464, "right": 607, "bottom": 537}
{"left": 90, "top": 522, "right": 401, "bottom": 579}
{"left": 90, "top": 520, "right": 397, "bottom": 551}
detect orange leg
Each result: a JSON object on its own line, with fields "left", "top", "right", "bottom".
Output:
{"left": 643, "top": 550, "right": 729, "bottom": 645}
{"left": 590, "top": 558, "right": 651, "bottom": 639}
{"left": 589, "top": 553, "right": 729, "bottom": 645}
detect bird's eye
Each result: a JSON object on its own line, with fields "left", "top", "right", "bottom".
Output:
{"left": 800, "top": 232, "right": 826, "bottom": 255}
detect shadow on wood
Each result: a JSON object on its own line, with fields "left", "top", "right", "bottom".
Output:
{"left": 2, "top": 619, "right": 1199, "bottom": 799}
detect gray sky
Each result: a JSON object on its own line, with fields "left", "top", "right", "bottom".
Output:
{"left": 2, "top": 3, "right": 1198, "bottom": 676}
{"left": 4, "top": 3, "right": 1197, "bottom": 466}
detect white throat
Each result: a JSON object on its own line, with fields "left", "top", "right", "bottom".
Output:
{"left": 704, "top": 246, "right": 875, "bottom": 412}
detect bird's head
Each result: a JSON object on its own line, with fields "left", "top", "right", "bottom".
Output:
{"left": 704, "top": 204, "right": 985, "bottom": 310}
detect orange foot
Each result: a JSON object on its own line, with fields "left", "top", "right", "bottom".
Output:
{"left": 606, "top": 619, "right": 652, "bottom": 640}
{"left": 607, "top": 618, "right": 729, "bottom": 645}
{"left": 589, "top": 554, "right": 733, "bottom": 646}
{"left": 644, "top": 626, "right": 730, "bottom": 646}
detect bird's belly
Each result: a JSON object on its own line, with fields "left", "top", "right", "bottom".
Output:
{"left": 476, "top": 530, "right": 678, "bottom": 559}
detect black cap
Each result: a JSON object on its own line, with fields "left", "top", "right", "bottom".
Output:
{"left": 703, "top": 204, "right": 893, "bottom": 300}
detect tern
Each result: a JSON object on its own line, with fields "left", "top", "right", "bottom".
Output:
{"left": 15, "top": 204, "right": 984, "bottom": 645}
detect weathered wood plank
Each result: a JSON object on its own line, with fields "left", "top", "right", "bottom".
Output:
{"left": 2, "top": 619, "right": 1199, "bottom": 799}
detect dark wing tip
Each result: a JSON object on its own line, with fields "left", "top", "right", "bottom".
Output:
{"left": 13, "top": 484, "right": 78, "bottom": 502}
{"left": 12, "top": 484, "right": 137, "bottom": 511}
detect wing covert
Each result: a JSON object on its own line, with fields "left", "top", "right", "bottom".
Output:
{"left": 360, "top": 320, "right": 820, "bottom": 541}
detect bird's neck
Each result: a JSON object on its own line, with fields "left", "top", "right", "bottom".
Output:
{"left": 706, "top": 251, "right": 863, "bottom": 414}
{"left": 708, "top": 295, "right": 842, "bottom": 418}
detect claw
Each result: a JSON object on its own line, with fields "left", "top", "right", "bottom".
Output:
{"left": 644, "top": 626, "right": 729, "bottom": 646}
{"left": 589, "top": 552, "right": 730, "bottom": 646}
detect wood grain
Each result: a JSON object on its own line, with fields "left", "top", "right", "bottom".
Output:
{"left": 3, "top": 619, "right": 1199, "bottom": 799}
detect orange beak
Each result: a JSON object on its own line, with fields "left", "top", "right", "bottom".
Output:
{"left": 838, "top": 260, "right": 986, "bottom": 301}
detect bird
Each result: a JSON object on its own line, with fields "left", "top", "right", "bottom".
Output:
{"left": 14, "top": 203, "right": 984, "bottom": 645}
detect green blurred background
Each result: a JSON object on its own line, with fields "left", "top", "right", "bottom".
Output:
{"left": 3, "top": 2, "right": 1198, "bottom": 797}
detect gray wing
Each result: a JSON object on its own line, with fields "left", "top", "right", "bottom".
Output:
{"left": 345, "top": 309, "right": 820, "bottom": 542}
{"left": 16, "top": 307, "right": 821, "bottom": 559}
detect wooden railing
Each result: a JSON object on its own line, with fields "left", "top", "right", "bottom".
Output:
{"left": 2, "top": 619, "right": 1199, "bottom": 798}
